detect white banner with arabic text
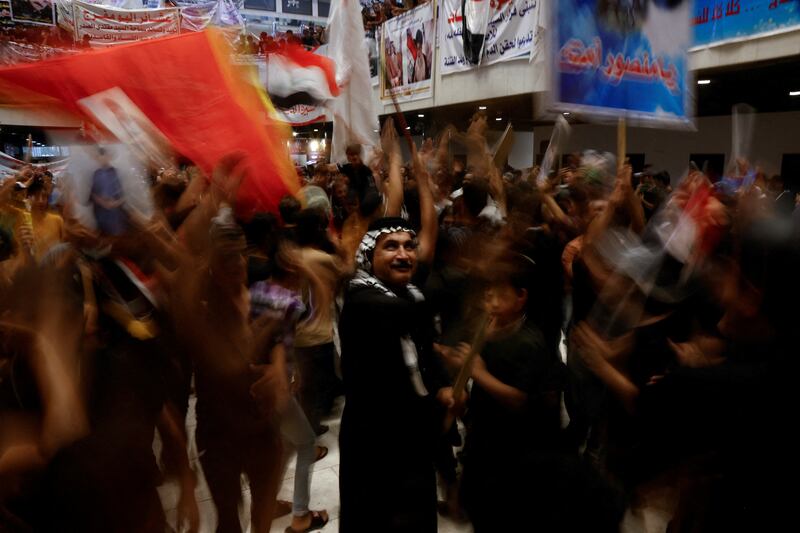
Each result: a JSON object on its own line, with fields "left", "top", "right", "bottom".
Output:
{"left": 74, "top": 0, "right": 180, "bottom": 46}
{"left": 439, "top": 0, "right": 541, "bottom": 75}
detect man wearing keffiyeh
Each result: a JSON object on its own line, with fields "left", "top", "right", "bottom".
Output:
{"left": 338, "top": 216, "right": 457, "bottom": 532}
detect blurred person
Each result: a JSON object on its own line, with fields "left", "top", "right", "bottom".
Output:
{"left": 172, "top": 202, "right": 286, "bottom": 533}
{"left": 249, "top": 243, "right": 330, "bottom": 533}
{"left": 89, "top": 147, "right": 128, "bottom": 237}
{"left": 437, "top": 254, "right": 569, "bottom": 532}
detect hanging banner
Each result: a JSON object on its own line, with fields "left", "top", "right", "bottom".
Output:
{"left": 553, "top": 0, "right": 692, "bottom": 127}
{"left": 177, "top": 0, "right": 243, "bottom": 32}
{"left": 693, "top": 0, "right": 800, "bottom": 46}
{"left": 380, "top": 1, "right": 434, "bottom": 102}
{"left": 55, "top": 0, "right": 75, "bottom": 36}
{"left": 439, "top": 0, "right": 541, "bottom": 75}
{"left": 10, "top": 0, "right": 56, "bottom": 25}
{"left": 74, "top": 0, "right": 180, "bottom": 46}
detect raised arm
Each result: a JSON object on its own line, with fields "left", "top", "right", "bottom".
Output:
{"left": 380, "top": 117, "right": 404, "bottom": 218}
{"left": 413, "top": 148, "right": 437, "bottom": 264}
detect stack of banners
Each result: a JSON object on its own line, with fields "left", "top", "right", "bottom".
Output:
{"left": 439, "top": 0, "right": 541, "bottom": 75}
{"left": 0, "top": 29, "right": 297, "bottom": 215}
{"left": 69, "top": 0, "right": 180, "bottom": 46}
{"left": 176, "top": 0, "right": 243, "bottom": 33}
{"left": 553, "top": 0, "right": 692, "bottom": 127}
{"left": 9, "top": 0, "right": 56, "bottom": 25}
{"left": 260, "top": 43, "right": 339, "bottom": 126}
{"left": 380, "top": 1, "right": 434, "bottom": 102}
{"left": 693, "top": 0, "right": 800, "bottom": 47}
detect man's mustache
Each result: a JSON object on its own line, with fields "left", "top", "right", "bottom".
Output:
{"left": 391, "top": 260, "right": 413, "bottom": 269}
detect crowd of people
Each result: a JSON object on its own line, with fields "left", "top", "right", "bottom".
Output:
{"left": 237, "top": 26, "right": 326, "bottom": 56}
{"left": 362, "top": 0, "right": 430, "bottom": 35}
{"left": 1, "top": 110, "right": 799, "bottom": 533}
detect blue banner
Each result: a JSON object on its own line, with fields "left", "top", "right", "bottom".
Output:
{"left": 693, "top": 0, "right": 800, "bottom": 45}
{"left": 553, "top": 0, "right": 692, "bottom": 126}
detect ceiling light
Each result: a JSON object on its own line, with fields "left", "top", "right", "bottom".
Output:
{"left": 313, "top": 128, "right": 318, "bottom": 132}
{"left": 292, "top": 132, "right": 297, "bottom": 137}
{"left": 790, "top": 90, "right": 800, "bottom": 96}
{"left": 405, "top": 126, "right": 411, "bottom": 130}
{"left": 309, "top": 140, "right": 320, "bottom": 151}
{"left": 478, "top": 106, "right": 487, "bottom": 110}
{"left": 495, "top": 117, "right": 502, "bottom": 121}
{"left": 563, "top": 112, "right": 571, "bottom": 116}
{"left": 417, "top": 114, "right": 424, "bottom": 118}
{"left": 697, "top": 79, "right": 711, "bottom": 85}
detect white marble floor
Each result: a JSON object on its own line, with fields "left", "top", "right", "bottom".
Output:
{"left": 156, "top": 396, "right": 473, "bottom": 533}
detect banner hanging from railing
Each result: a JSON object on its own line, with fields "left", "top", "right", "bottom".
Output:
{"left": 10, "top": 0, "right": 56, "bottom": 26}
{"left": 55, "top": 0, "right": 75, "bottom": 35}
{"left": 439, "top": 0, "right": 541, "bottom": 75}
{"left": 552, "top": 0, "right": 692, "bottom": 127}
{"left": 693, "top": 0, "right": 800, "bottom": 46}
{"left": 380, "top": 1, "right": 434, "bottom": 102}
{"left": 74, "top": 0, "right": 180, "bottom": 46}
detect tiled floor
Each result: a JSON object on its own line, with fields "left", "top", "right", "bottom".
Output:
{"left": 156, "top": 395, "right": 473, "bottom": 532}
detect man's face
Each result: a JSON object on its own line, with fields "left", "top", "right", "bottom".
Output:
{"left": 346, "top": 151, "right": 362, "bottom": 166}
{"left": 372, "top": 231, "right": 417, "bottom": 288}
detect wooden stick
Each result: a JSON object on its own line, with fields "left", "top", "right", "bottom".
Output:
{"left": 617, "top": 116, "right": 626, "bottom": 172}
{"left": 442, "top": 313, "right": 492, "bottom": 432}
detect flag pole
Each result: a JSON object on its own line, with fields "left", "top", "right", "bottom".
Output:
{"left": 442, "top": 313, "right": 492, "bottom": 433}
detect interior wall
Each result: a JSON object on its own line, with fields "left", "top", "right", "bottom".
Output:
{"left": 531, "top": 111, "right": 800, "bottom": 184}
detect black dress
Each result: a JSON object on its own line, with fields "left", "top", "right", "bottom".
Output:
{"left": 338, "top": 285, "right": 449, "bottom": 533}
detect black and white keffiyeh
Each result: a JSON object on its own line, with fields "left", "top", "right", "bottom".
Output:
{"left": 349, "top": 218, "right": 428, "bottom": 397}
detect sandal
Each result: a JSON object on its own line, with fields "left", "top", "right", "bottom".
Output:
{"left": 313, "top": 445, "right": 328, "bottom": 463}
{"left": 285, "top": 510, "right": 329, "bottom": 533}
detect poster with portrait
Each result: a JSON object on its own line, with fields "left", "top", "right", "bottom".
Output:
{"left": 10, "top": 0, "right": 56, "bottom": 26}
{"left": 380, "top": 1, "right": 434, "bottom": 102}
{"left": 552, "top": 0, "right": 692, "bottom": 127}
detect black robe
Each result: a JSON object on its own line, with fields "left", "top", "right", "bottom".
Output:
{"left": 338, "top": 284, "right": 449, "bottom": 533}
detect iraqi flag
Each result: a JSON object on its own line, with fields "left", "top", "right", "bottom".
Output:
{"left": 266, "top": 43, "right": 339, "bottom": 110}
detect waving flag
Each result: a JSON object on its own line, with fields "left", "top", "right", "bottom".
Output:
{"left": 0, "top": 29, "right": 297, "bottom": 216}
{"left": 266, "top": 42, "right": 339, "bottom": 109}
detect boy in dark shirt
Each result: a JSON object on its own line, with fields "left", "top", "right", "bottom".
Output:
{"left": 437, "top": 254, "right": 564, "bottom": 532}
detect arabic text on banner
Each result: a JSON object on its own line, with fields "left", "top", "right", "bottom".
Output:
{"left": 439, "top": 0, "right": 541, "bottom": 75}
{"left": 693, "top": 0, "right": 800, "bottom": 46}
{"left": 380, "top": 1, "right": 434, "bottom": 103}
{"left": 74, "top": 0, "right": 180, "bottom": 46}
{"left": 554, "top": 0, "right": 692, "bottom": 127}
